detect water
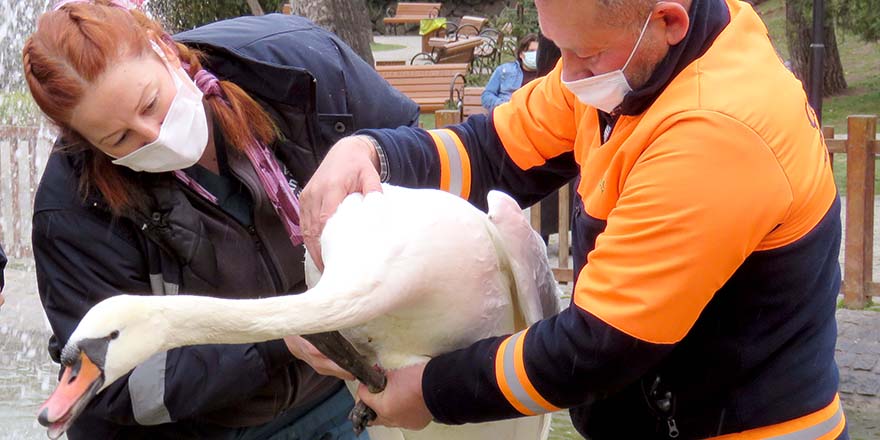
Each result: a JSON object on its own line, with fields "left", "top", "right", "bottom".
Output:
{"left": 0, "top": 324, "right": 57, "bottom": 439}
{"left": 0, "top": 258, "right": 58, "bottom": 440}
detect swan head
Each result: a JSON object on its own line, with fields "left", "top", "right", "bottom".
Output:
{"left": 38, "top": 295, "right": 170, "bottom": 439}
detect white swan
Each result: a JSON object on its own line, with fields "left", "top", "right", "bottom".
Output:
{"left": 38, "top": 185, "right": 562, "bottom": 440}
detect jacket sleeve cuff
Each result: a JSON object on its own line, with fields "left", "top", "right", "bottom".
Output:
{"left": 256, "top": 339, "right": 295, "bottom": 372}
{"left": 421, "top": 337, "right": 516, "bottom": 425}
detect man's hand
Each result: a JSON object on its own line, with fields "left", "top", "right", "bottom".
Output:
{"left": 301, "top": 135, "right": 382, "bottom": 271}
{"left": 357, "top": 362, "right": 432, "bottom": 431}
{"left": 283, "top": 335, "right": 355, "bottom": 380}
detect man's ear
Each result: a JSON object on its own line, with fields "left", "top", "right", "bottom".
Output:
{"left": 655, "top": 1, "right": 690, "bottom": 46}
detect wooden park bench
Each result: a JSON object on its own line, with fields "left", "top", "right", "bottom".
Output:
{"left": 377, "top": 63, "right": 468, "bottom": 113}
{"left": 421, "top": 15, "right": 489, "bottom": 51}
{"left": 410, "top": 36, "right": 483, "bottom": 71}
{"left": 383, "top": 2, "right": 442, "bottom": 34}
{"left": 460, "top": 86, "right": 487, "bottom": 118}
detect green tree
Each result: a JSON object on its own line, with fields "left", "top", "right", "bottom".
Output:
{"left": 494, "top": 0, "right": 539, "bottom": 41}
{"left": 785, "top": 0, "right": 847, "bottom": 97}
{"left": 145, "top": 0, "right": 285, "bottom": 33}
{"left": 835, "top": 0, "right": 880, "bottom": 42}
{"left": 293, "top": 0, "right": 375, "bottom": 65}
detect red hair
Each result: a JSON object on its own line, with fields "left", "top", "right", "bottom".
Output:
{"left": 23, "top": 0, "right": 277, "bottom": 215}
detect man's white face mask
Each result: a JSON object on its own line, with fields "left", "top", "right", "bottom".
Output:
{"left": 562, "top": 12, "right": 652, "bottom": 113}
{"left": 111, "top": 41, "right": 208, "bottom": 173}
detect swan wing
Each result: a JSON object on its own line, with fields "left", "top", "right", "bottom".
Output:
{"left": 487, "top": 190, "right": 562, "bottom": 326}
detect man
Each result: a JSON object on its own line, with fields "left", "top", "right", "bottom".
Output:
{"left": 299, "top": 0, "right": 845, "bottom": 438}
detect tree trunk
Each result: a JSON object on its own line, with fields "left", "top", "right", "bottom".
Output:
{"left": 245, "top": 0, "right": 264, "bottom": 15}
{"left": 293, "top": 0, "right": 375, "bottom": 66}
{"left": 785, "top": 0, "right": 847, "bottom": 97}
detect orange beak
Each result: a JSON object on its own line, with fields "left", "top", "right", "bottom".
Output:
{"left": 37, "top": 351, "right": 104, "bottom": 439}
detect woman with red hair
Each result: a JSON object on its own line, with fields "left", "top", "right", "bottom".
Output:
{"left": 24, "top": 1, "right": 417, "bottom": 438}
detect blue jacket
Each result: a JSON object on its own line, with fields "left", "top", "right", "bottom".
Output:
{"left": 34, "top": 14, "right": 417, "bottom": 440}
{"left": 481, "top": 61, "right": 523, "bottom": 112}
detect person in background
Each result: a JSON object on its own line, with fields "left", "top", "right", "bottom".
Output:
{"left": 481, "top": 34, "right": 539, "bottom": 112}
{"left": 23, "top": 0, "right": 418, "bottom": 438}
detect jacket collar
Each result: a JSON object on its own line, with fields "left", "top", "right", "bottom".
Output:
{"left": 173, "top": 35, "right": 316, "bottom": 115}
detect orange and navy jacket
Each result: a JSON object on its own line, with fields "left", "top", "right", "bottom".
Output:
{"left": 359, "top": 0, "right": 845, "bottom": 438}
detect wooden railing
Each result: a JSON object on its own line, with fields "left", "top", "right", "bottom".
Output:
{"left": 532, "top": 115, "right": 880, "bottom": 308}
{"left": 825, "top": 115, "right": 879, "bottom": 308}
{"left": 0, "top": 125, "right": 53, "bottom": 258}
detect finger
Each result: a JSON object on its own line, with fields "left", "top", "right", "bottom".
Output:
{"left": 360, "top": 168, "right": 383, "bottom": 195}
{"left": 320, "top": 363, "right": 355, "bottom": 381}
{"left": 300, "top": 189, "right": 323, "bottom": 271}
{"left": 305, "top": 348, "right": 356, "bottom": 380}
{"left": 357, "top": 382, "right": 380, "bottom": 406}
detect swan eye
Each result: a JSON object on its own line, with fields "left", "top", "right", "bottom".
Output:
{"left": 109, "top": 330, "right": 120, "bottom": 340}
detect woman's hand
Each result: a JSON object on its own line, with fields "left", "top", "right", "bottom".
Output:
{"left": 300, "top": 135, "right": 382, "bottom": 271}
{"left": 283, "top": 335, "right": 355, "bottom": 380}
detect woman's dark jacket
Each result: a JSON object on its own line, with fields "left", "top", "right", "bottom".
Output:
{"left": 32, "top": 14, "right": 418, "bottom": 439}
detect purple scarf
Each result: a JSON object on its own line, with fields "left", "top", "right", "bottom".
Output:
{"left": 173, "top": 68, "right": 304, "bottom": 246}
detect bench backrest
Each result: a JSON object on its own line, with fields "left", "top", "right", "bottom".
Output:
{"left": 378, "top": 64, "right": 468, "bottom": 113}
{"left": 434, "top": 37, "right": 483, "bottom": 64}
{"left": 456, "top": 16, "right": 488, "bottom": 36}
{"left": 461, "top": 86, "right": 487, "bottom": 117}
{"left": 394, "top": 2, "right": 442, "bottom": 18}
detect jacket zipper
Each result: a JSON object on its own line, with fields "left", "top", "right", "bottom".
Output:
{"left": 642, "top": 374, "right": 680, "bottom": 438}
{"left": 175, "top": 179, "right": 285, "bottom": 293}
{"left": 226, "top": 159, "right": 288, "bottom": 293}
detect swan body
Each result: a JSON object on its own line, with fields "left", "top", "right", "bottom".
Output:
{"left": 40, "top": 185, "right": 562, "bottom": 440}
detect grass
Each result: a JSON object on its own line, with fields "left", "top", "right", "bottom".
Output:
{"left": 418, "top": 113, "right": 436, "bottom": 129}
{"left": 370, "top": 42, "right": 406, "bottom": 52}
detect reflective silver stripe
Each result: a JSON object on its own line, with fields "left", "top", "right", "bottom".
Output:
{"left": 765, "top": 401, "right": 844, "bottom": 440}
{"left": 149, "top": 273, "right": 179, "bottom": 296}
{"left": 433, "top": 130, "right": 465, "bottom": 197}
{"left": 163, "top": 281, "right": 179, "bottom": 296}
{"left": 129, "top": 351, "right": 172, "bottom": 425}
{"left": 501, "top": 331, "right": 544, "bottom": 415}
{"left": 149, "top": 274, "right": 164, "bottom": 295}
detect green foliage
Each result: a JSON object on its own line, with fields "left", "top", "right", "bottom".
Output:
{"left": 370, "top": 42, "right": 406, "bottom": 51}
{"left": 835, "top": 0, "right": 880, "bottom": 42}
{"left": 145, "top": 0, "right": 286, "bottom": 33}
{"left": 0, "top": 91, "right": 41, "bottom": 126}
{"left": 493, "top": 0, "right": 539, "bottom": 41}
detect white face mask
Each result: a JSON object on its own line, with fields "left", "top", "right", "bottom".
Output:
{"left": 522, "top": 51, "right": 538, "bottom": 71}
{"left": 112, "top": 42, "right": 208, "bottom": 173}
{"left": 561, "top": 12, "right": 652, "bottom": 113}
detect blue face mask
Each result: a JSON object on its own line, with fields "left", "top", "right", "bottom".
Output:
{"left": 522, "top": 51, "right": 538, "bottom": 71}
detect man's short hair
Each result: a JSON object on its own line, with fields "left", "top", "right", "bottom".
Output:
{"left": 596, "top": 0, "right": 656, "bottom": 29}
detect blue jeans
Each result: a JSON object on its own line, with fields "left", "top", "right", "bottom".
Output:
{"left": 235, "top": 385, "right": 369, "bottom": 440}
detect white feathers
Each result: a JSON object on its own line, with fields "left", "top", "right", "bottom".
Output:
{"left": 66, "top": 184, "right": 561, "bottom": 439}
